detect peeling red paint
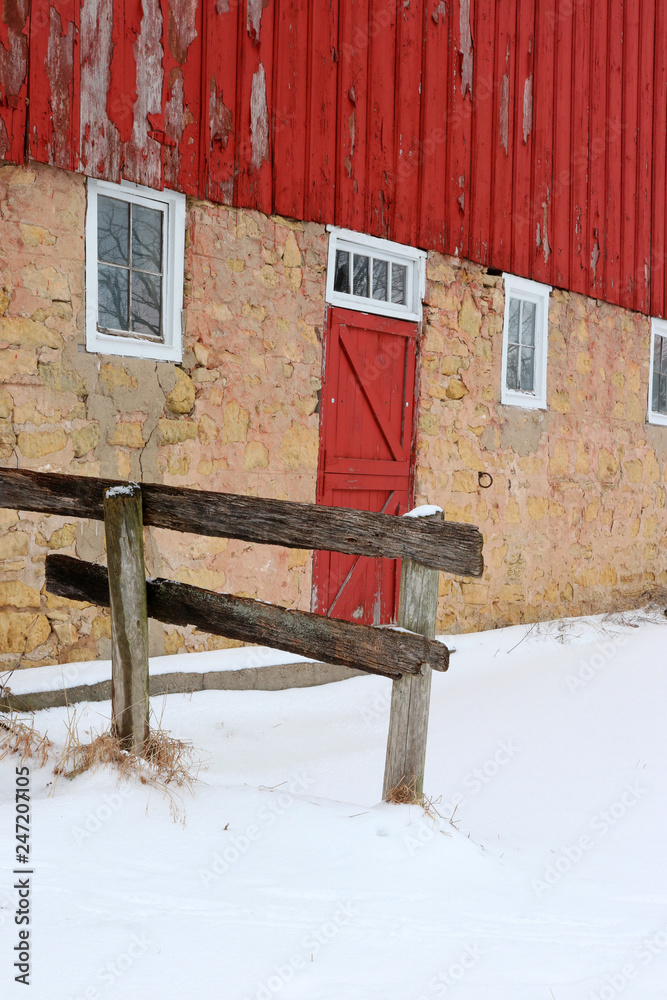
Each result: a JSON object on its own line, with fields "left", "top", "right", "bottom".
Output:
{"left": 125, "top": 0, "right": 164, "bottom": 188}
{"left": 209, "top": 75, "right": 232, "bottom": 150}
{"left": 499, "top": 74, "right": 509, "bottom": 155}
{"left": 46, "top": 7, "right": 75, "bottom": 168}
{"left": 249, "top": 62, "right": 268, "bottom": 170}
{"left": 80, "top": 0, "right": 121, "bottom": 179}
{"left": 168, "top": 0, "right": 197, "bottom": 64}
{"left": 459, "top": 0, "right": 473, "bottom": 97}
{"left": 0, "top": 0, "right": 663, "bottom": 318}
{"left": 522, "top": 75, "right": 533, "bottom": 143}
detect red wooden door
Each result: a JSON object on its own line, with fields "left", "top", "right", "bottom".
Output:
{"left": 312, "top": 306, "right": 418, "bottom": 624}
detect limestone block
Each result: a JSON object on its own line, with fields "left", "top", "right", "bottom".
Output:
{"left": 0, "top": 387, "right": 12, "bottom": 418}
{"left": 624, "top": 459, "right": 643, "bottom": 484}
{"left": 47, "top": 523, "right": 78, "bottom": 549}
{"left": 222, "top": 400, "right": 250, "bottom": 444}
{"left": 71, "top": 423, "right": 100, "bottom": 458}
{"left": 0, "top": 316, "right": 61, "bottom": 349}
{"left": 282, "top": 231, "right": 302, "bottom": 268}
{"left": 598, "top": 449, "right": 619, "bottom": 480}
{"left": 419, "top": 412, "right": 440, "bottom": 436}
{"left": 279, "top": 423, "right": 318, "bottom": 469}
{"left": 458, "top": 289, "right": 481, "bottom": 337}
{"left": 198, "top": 413, "right": 220, "bottom": 445}
{"left": 0, "top": 417, "right": 15, "bottom": 457}
{"left": 452, "top": 469, "right": 478, "bottom": 493}
{"left": 167, "top": 453, "right": 190, "bottom": 476}
{"left": 38, "top": 362, "right": 87, "bottom": 397}
{"left": 107, "top": 422, "right": 146, "bottom": 448}
{"left": 17, "top": 428, "right": 67, "bottom": 458}
{"left": 20, "top": 223, "right": 56, "bottom": 246}
{"left": 166, "top": 368, "right": 196, "bottom": 414}
{"left": 550, "top": 390, "right": 570, "bottom": 413}
{"left": 0, "top": 612, "right": 50, "bottom": 653}
{"left": 0, "top": 349, "right": 37, "bottom": 380}
{"left": 526, "top": 496, "right": 548, "bottom": 520}
{"left": 461, "top": 583, "right": 488, "bottom": 605}
{"left": 446, "top": 378, "right": 468, "bottom": 400}
{"left": 244, "top": 441, "right": 269, "bottom": 470}
{"left": 22, "top": 265, "right": 70, "bottom": 301}
{"left": 0, "top": 581, "right": 40, "bottom": 608}
{"left": 157, "top": 419, "right": 197, "bottom": 446}
{"left": 176, "top": 567, "right": 226, "bottom": 590}
{"left": 100, "top": 363, "right": 137, "bottom": 391}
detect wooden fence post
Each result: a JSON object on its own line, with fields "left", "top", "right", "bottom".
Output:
{"left": 103, "top": 484, "right": 149, "bottom": 754}
{"left": 383, "top": 509, "right": 442, "bottom": 802}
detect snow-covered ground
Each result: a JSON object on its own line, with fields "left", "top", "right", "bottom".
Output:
{"left": 2, "top": 609, "right": 667, "bottom": 1000}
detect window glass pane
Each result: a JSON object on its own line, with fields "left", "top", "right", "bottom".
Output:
{"left": 98, "top": 197, "right": 129, "bottom": 266}
{"left": 334, "top": 250, "right": 350, "bottom": 293}
{"left": 506, "top": 344, "right": 519, "bottom": 391}
{"left": 353, "top": 254, "right": 369, "bottom": 297}
{"left": 132, "top": 205, "right": 163, "bottom": 273}
{"left": 521, "top": 301, "right": 536, "bottom": 346}
{"left": 98, "top": 263, "right": 129, "bottom": 331}
{"left": 652, "top": 370, "right": 661, "bottom": 412}
{"left": 391, "top": 263, "right": 407, "bottom": 304}
{"left": 508, "top": 298, "right": 520, "bottom": 344}
{"left": 520, "top": 346, "right": 535, "bottom": 392}
{"left": 131, "top": 271, "right": 162, "bottom": 339}
{"left": 372, "top": 258, "right": 388, "bottom": 301}
{"left": 656, "top": 334, "right": 667, "bottom": 375}
{"left": 659, "top": 374, "right": 667, "bottom": 415}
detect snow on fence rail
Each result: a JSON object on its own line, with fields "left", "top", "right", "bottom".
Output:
{"left": 0, "top": 469, "right": 484, "bottom": 801}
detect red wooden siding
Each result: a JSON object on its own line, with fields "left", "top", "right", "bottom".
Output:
{"left": 313, "top": 307, "right": 417, "bottom": 624}
{"left": 1, "top": 1, "right": 666, "bottom": 316}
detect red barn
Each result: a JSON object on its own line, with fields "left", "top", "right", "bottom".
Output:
{"left": 0, "top": 0, "right": 664, "bottom": 666}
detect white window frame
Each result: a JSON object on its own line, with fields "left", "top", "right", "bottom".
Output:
{"left": 501, "top": 273, "right": 551, "bottom": 410}
{"left": 85, "top": 178, "right": 185, "bottom": 362}
{"left": 648, "top": 317, "right": 667, "bottom": 426}
{"left": 325, "top": 226, "right": 426, "bottom": 322}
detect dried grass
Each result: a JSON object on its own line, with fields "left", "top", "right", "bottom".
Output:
{"left": 50, "top": 707, "right": 206, "bottom": 822}
{"left": 385, "top": 775, "right": 421, "bottom": 806}
{"left": 0, "top": 713, "right": 53, "bottom": 767}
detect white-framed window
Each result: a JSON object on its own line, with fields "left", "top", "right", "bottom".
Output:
{"left": 85, "top": 178, "right": 186, "bottom": 362}
{"left": 325, "top": 226, "right": 426, "bottom": 322}
{"left": 501, "top": 273, "right": 551, "bottom": 409}
{"left": 648, "top": 318, "right": 667, "bottom": 426}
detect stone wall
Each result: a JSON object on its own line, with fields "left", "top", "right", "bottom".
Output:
{"left": 0, "top": 162, "right": 324, "bottom": 668}
{"left": 417, "top": 256, "right": 667, "bottom": 631}
{"left": 0, "top": 160, "right": 664, "bottom": 670}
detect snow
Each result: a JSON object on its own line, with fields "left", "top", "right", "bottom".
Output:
{"left": 104, "top": 484, "right": 139, "bottom": 498}
{"left": 2, "top": 608, "right": 667, "bottom": 999}
{"left": 1, "top": 645, "right": 319, "bottom": 697}
{"left": 403, "top": 504, "right": 444, "bottom": 518}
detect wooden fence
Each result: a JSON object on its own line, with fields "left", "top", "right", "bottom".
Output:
{"left": 0, "top": 469, "right": 484, "bottom": 801}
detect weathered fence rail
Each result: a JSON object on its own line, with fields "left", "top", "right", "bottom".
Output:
{"left": 45, "top": 554, "right": 449, "bottom": 680}
{"left": 0, "top": 468, "right": 484, "bottom": 576}
{"left": 0, "top": 469, "right": 485, "bottom": 801}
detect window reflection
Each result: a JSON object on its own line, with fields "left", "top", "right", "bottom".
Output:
{"left": 96, "top": 196, "right": 163, "bottom": 340}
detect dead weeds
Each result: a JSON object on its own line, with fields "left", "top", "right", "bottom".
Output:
{"left": 0, "top": 713, "right": 53, "bottom": 767}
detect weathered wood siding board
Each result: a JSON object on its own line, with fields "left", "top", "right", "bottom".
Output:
{"left": 2, "top": 0, "right": 666, "bottom": 316}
